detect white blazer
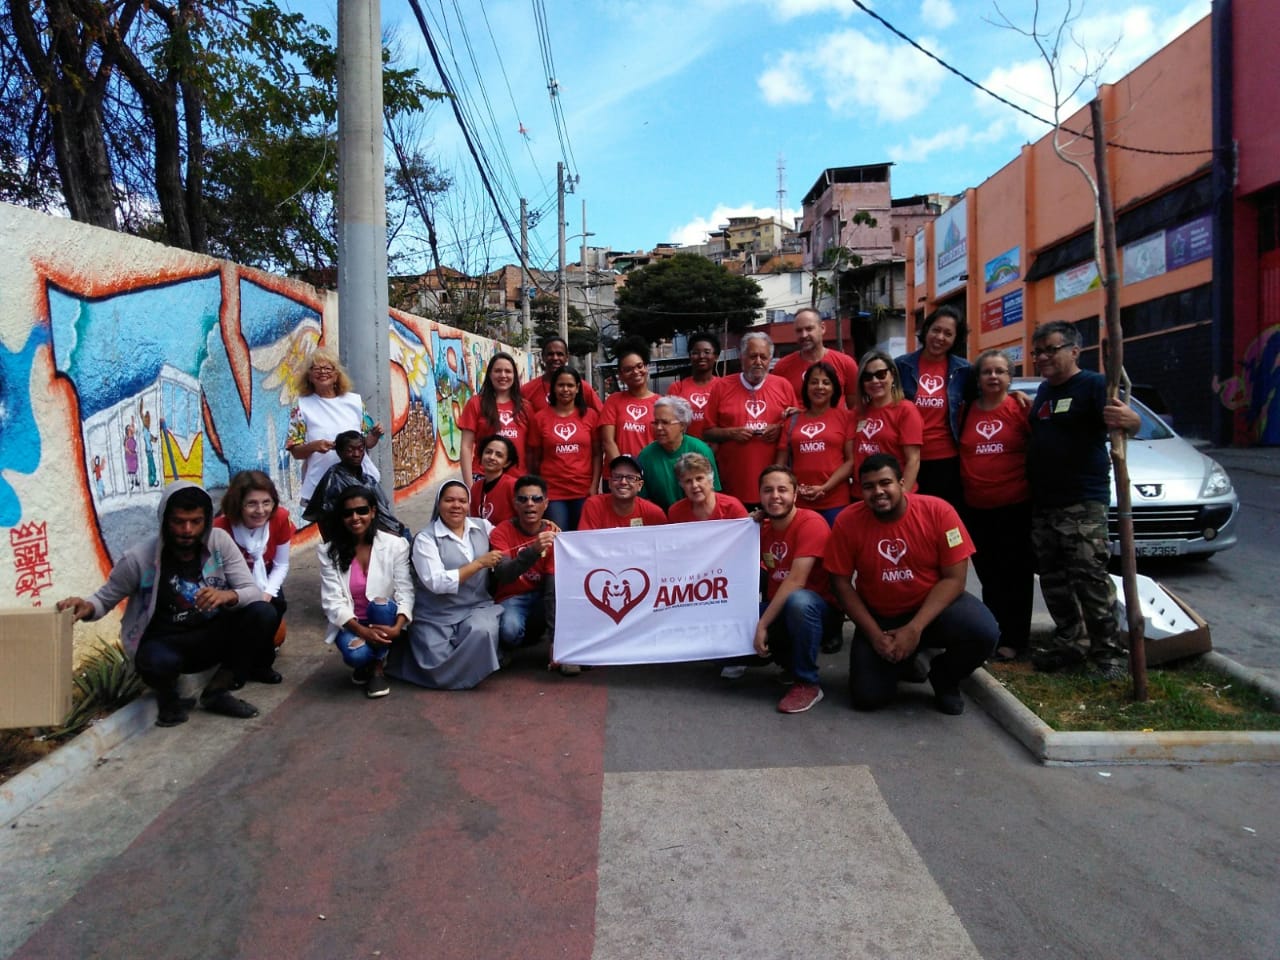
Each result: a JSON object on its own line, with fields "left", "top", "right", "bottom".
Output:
{"left": 317, "top": 531, "right": 415, "bottom": 645}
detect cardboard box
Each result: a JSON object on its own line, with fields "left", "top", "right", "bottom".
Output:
{"left": 0, "top": 609, "right": 75, "bottom": 729}
{"left": 1119, "top": 584, "right": 1212, "bottom": 667}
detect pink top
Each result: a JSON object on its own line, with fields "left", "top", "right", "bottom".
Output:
{"left": 349, "top": 561, "right": 370, "bottom": 621}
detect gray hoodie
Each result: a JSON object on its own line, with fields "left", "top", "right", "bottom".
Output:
{"left": 84, "top": 481, "right": 262, "bottom": 657}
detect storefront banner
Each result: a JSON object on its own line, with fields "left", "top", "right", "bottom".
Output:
{"left": 553, "top": 519, "right": 759, "bottom": 666}
{"left": 1054, "top": 259, "right": 1100, "bottom": 302}
{"left": 984, "top": 246, "right": 1020, "bottom": 292}
{"left": 913, "top": 228, "right": 928, "bottom": 287}
{"left": 1166, "top": 215, "right": 1212, "bottom": 271}
{"left": 1123, "top": 232, "right": 1166, "bottom": 285}
{"left": 980, "top": 289, "right": 1023, "bottom": 332}
{"left": 934, "top": 199, "right": 968, "bottom": 295}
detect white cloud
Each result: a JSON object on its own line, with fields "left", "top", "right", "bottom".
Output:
{"left": 668, "top": 203, "right": 803, "bottom": 247}
{"left": 812, "top": 30, "right": 949, "bottom": 122}
{"left": 764, "top": 0, "right": 854, "bottom": 20}
{"left": 920, "top": 0, "right": 956, "bottom": 30}
{"left": 888, "top": 125, "right": 973, "bottom": 164}
{"left": 758, "top": 52, "right": 812, "bottom": 106}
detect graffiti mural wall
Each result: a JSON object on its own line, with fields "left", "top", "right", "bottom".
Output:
{"left": 0, "top": 202, "right": 525, "bottom": 652}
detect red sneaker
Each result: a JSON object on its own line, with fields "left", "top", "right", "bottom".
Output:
{"left": 777, "top": 682, "right": 823, "bottom": 714}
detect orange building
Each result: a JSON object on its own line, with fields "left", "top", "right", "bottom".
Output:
{"left": 908, "top": 17, "right": 1218, "bottom": 439}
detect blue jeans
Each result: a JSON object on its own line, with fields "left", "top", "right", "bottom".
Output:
{"left": 499, "top": 591, "right": 548, "bottom": 649}
{"left": 334, "top": 600, "right": 399, "bottom": 669}
{"left": 545, "top": 497, "right": 585, "bottom": 532}
{"left": 762, "top": 590, "right": 841, "bottom": 686}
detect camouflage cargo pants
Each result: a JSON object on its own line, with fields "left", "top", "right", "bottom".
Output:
{"left": 1030, "top": 501, "right": 1126, "bottom": 664}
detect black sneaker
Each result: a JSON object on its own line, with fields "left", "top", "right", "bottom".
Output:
{"left": 155, "top": 697, "right": 196, "bottom": 727}
{"left": 1031, "top": 647, "right": 1087, "bottom": 673}
{"left": 365, "top": 671, "right": 391, "bottom": 698}
{"left": 933, "top": 689, "right": 965, "bottom": 715}
{"left": 821, "top": 635, "right": 844, "bottom": 655}
{"left": 200, "top": 690, "right": 259, "bottom": 719}
{"left": 352, "top": 665, "right": 372, "bottom": 685}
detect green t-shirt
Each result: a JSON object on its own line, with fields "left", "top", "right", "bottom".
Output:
{"left": 636, "top": 435, "right": 721, "bottom": 512}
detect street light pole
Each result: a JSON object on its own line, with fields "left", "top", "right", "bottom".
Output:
{"left": 557, "top": 162, "right": 568, "bottom": 343}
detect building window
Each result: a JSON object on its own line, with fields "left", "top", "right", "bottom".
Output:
{"left": 790, "top": 272, "right": 802, "bottom": 294}
{"left": 892, "top": 227, "right": 900, "bottom": 242}
{"left": 1259, "top": 186, "right": 1280, "bottom": 253}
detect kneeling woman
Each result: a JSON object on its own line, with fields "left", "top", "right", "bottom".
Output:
{"left": 318, "top": 487, "right": 413, "bottom": 699}
{"left": 388, "top": 478, "right": 503, "bottom": 690}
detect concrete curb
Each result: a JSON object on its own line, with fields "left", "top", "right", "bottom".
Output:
{"left": 964, "top": 654, "right": 1280, "bottom": 765}
{"left": 0, "top": 694, "right": 156, "bottom": 826}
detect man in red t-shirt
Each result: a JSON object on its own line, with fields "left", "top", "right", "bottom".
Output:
{"left": 752, "top": 467, "right": 843, "bottom": 714}
{"left": 824, "top": 453, "right": 997, "bottom": 714}
{"left": 703, "top": 332, "right": 799, "bottom": 507}
{"left": 490, "top": 475, "right": 560, "bottom": 663}
{"left": 579, "top": 456, "right": 668, "bottom": 530}
{"left": 521, "top": 337, "right": 603, "bottom": 413}
{"left": 770, "top": 308, "right": 859, "bottom": 409}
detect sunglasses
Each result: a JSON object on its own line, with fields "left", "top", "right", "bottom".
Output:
{"left": 341, "top": 505, "right": 372, "bottom": 518}
{"left": 515, "top": 494, "right": 546, "bottom": 504}
{"left": 861, "top": 368, "right": 892, "bottom": 382}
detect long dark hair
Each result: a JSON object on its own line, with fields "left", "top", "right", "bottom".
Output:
{"left": 802, "top": 361, "right": 842, "bottom": 410}
{"left": 327, "top": 487, "right": 378, "bottom": 573}
{"left": 479, "top": 351, "right": 524, "bottom": 428}
{"left": 552, "top": 366, "right": 588, "bottom": 417}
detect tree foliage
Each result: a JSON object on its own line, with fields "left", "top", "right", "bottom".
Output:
{"left": 532, "top": 295, "right": 597, "bottom": 358}
{"left": 616, "top": 254, "right": 764, "bottom": 344}
{"left": 0, "top": 0, "right": 443, "bottom": 272}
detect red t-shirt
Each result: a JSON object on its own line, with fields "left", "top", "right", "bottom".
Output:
{"left": 470, "top": 471, "right": 518, "bottom": 526}
{"left": 526, "top": 408, "right": 599, "bottom": 499}
{"left": 578, "top": 493, "right": 668, "bottom": 530}
{"left": 777, "top": 408, "right": 854, "bottom": 511}
{"left": 666, "top": 376, "right": 719, "bottom": 439}
{"left": 458, "top": 396, "right": 528, "bottom": 471}
{"left": 705, "top": 374, "right": 799, "bottom": 503}
{"left": 599, "top": 392, "right": 658, "bottom": 457}
{"left": 521, "top": 376, "right": 603, "bottom": 414}
{"left": 824, "top": 495, "right": 974, "bottom": 617}
{"left": 852, "top": 401, "right": 924, "bottom": 481}
{"left": 772, "top": 349, "right": 860, "bottom": 409}
{"left": 959, "top": 394, "right": 1031, "bottom": 508}
{"left": 488, "top": 517, "right": 558, "bottom": 603}
{"left": 667, "top": 493, "right": 749, "bottom": 523}
{"left": 912, "top": 355, "right": 958, "bottom": 460}
{"left": 761, "top": 507, "right": 836, "bottom": 605}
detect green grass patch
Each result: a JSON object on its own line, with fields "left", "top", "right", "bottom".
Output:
{"left": 988, "top": 659, "right": 1280, "bottom": 732}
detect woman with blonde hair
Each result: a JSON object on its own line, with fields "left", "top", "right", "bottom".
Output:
{"left": 286, "top": 346, "right": 386, "bottom": 508}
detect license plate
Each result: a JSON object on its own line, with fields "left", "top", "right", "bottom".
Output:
{"left": 1134, "top": 541, "right": 1181, "bottom": 557}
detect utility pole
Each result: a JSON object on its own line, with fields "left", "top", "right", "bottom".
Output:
{"left": 557, "top": 162, "right": 568, "bottom": 344}
{"left": 581, "top": 198, "right": 593, "bottom": 387}
{"left": 337, "top": 0, "right": 392, "bottom": 488}
{"left": 520, "top": 197, "right": 532, "bottom": 347}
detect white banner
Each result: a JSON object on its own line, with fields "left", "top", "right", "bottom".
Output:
{"left": 553, "top": 519, "right": 759, "bottom": 666}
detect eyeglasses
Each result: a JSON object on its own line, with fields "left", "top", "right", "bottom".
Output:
{"left": 515, "top": 494, "right": 546, "bottom": 504}
{"left": 341, "top": 505, "right": 372, "bottom": 518}
{"left": 1031, "top": 343, "right": 1070, "bottom": 358}
{"left": 243, "top": 498, "right": 275, "bottom": 511}
{"left": 861, "top": 368, "right": 892, "bottom": 382}
{"left": 619, "top": 363, "right": 647, "bottom": 376}
{"left": 609, "top": 474, "right": 642, "bottom": 485}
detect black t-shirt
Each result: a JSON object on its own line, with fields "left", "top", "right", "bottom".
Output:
{"left": 149, "top": 552, "right": 220, "bottom": 634}
{"left": 1027, "top": 370, "right": 1111, "bottom": 506}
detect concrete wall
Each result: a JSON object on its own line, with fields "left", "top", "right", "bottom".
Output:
{"left": 0, "top": 203, "right": 525, "bottom": 655}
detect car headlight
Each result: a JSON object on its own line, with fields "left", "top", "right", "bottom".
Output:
{"left": 1200, "top": 460, "right": 1233, "bottom": 498}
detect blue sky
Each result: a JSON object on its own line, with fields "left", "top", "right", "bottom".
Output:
{"left": 286, "top": 0, "right": 1209, "bottom": 272}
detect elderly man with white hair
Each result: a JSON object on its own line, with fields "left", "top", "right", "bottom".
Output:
{"left": 636, "top": 395, "right": 722, "bottom": 512}
{"left": 703, "top": 332, "right": 799, "bottom": 509}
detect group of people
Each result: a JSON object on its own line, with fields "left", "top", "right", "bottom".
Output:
{"left": 59, "top": 311, "right": 1139, "bottom": 723}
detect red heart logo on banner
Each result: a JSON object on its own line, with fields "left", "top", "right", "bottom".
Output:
{"left": 745, "top": 399, "right": 767, "bottom": 419}
{"left": 798, "top": 421, "right": 826, "bottom": 439}
{"left": 583, "top": 567, "right": 651, "bottom": 624}
{"left": 553, "top": 421, "right": 579, "bottom": 442}
{"left": 689, "top": 394, "right": 708, "bottom": 409}
{"left": 975, "top": 419, "right": 1003, "bottom": 440}
{"left": 626, "top": 403, "right": 648, "bottom": 421}
{"left": 860, "top": 417, "right": 884, "bottom": 439}
{"left": 877, "top": 538, "right": 908, "bottom": 565}
{"left": 919, "top": 373, "right": 945, "bottom": 395}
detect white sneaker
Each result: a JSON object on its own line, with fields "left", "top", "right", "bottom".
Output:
{"left": 720, "top": 664, "right": 747, "bottom": 679}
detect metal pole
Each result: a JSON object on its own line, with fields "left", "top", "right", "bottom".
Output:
{"left": 337, "top": 0, "right": 393, "bottom": 489}
{"left": 521, "top": 197, "right": 532, "bottom": 347}
{"left": 557, "top": 162, "right": 568, "bottom": 344}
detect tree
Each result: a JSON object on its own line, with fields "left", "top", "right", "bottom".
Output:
{"left": 0, "top": 1, "right": 442, "bottom": 271}
{"left": 616, "top": 254, "right": 764, "bottom": 344}
{"left": 532, "top": 296, "right": 597, "bottom": 358}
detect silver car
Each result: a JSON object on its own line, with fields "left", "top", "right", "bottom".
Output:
{"left": 1014, "top": 379, "right": 1238, "bottom": 558}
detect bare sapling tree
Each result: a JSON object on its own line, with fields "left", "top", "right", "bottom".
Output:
{"left": 993, "top": 0, "right": 1147, "bottom": 699}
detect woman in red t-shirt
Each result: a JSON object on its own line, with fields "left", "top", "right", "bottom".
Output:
{"left": 469, "top": 434, "right": 519, "bottom": 527}
{"left": 459, "top": 352, "right": 527, "bottom": 482}
{"left": 600, "top": 338, "right": 658, "bottom": 460}
{"left": 526, "top": 367, "right": 601, "bottom": 531}
{"left": 667, "top": 452, "right": 749, "bottom": 522}
{"left": 852, "top": 350, "right": 923, "bottom": 492}
{"left": 776, "top": 361, "right": 855, "bottom": 526}
{"left": 958, "top": 348, "right": 1033, "bottom": 662}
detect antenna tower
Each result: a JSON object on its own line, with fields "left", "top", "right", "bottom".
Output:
{"left": 776, "top": 154, "right": 786, "bottom": 226}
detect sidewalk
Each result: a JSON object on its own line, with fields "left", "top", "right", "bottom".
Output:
{"left": 2, "top": 482, "right": 1277, "bottom": 959}
{"left": 1207, "top": 444, "right": 1280, "bottom": 479}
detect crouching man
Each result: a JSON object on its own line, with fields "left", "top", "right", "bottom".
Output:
{"left": 57, "top": 481, "right": 278, "bottom": 727}
{"left": 489, "top": 475, "right": 562, "bottom": 669}
{"left": 754, "top": 466, "right": 844, "bottom": 714}
{"left": 824, "top": 454, "right": 997, "bottom": 714}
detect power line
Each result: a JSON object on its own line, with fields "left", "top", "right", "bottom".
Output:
{"left": 847, "top": 0, "right": 1214, "bottom": 158}
{"left": 477, "top": 0, "right": 553, "bottom": 198}
{"left": 531, "top": 0, "right": 580, "bottom": 177}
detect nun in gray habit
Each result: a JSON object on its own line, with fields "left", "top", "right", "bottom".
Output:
{"left": 387, "top": 478, "right": 502, "bottom": 689}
